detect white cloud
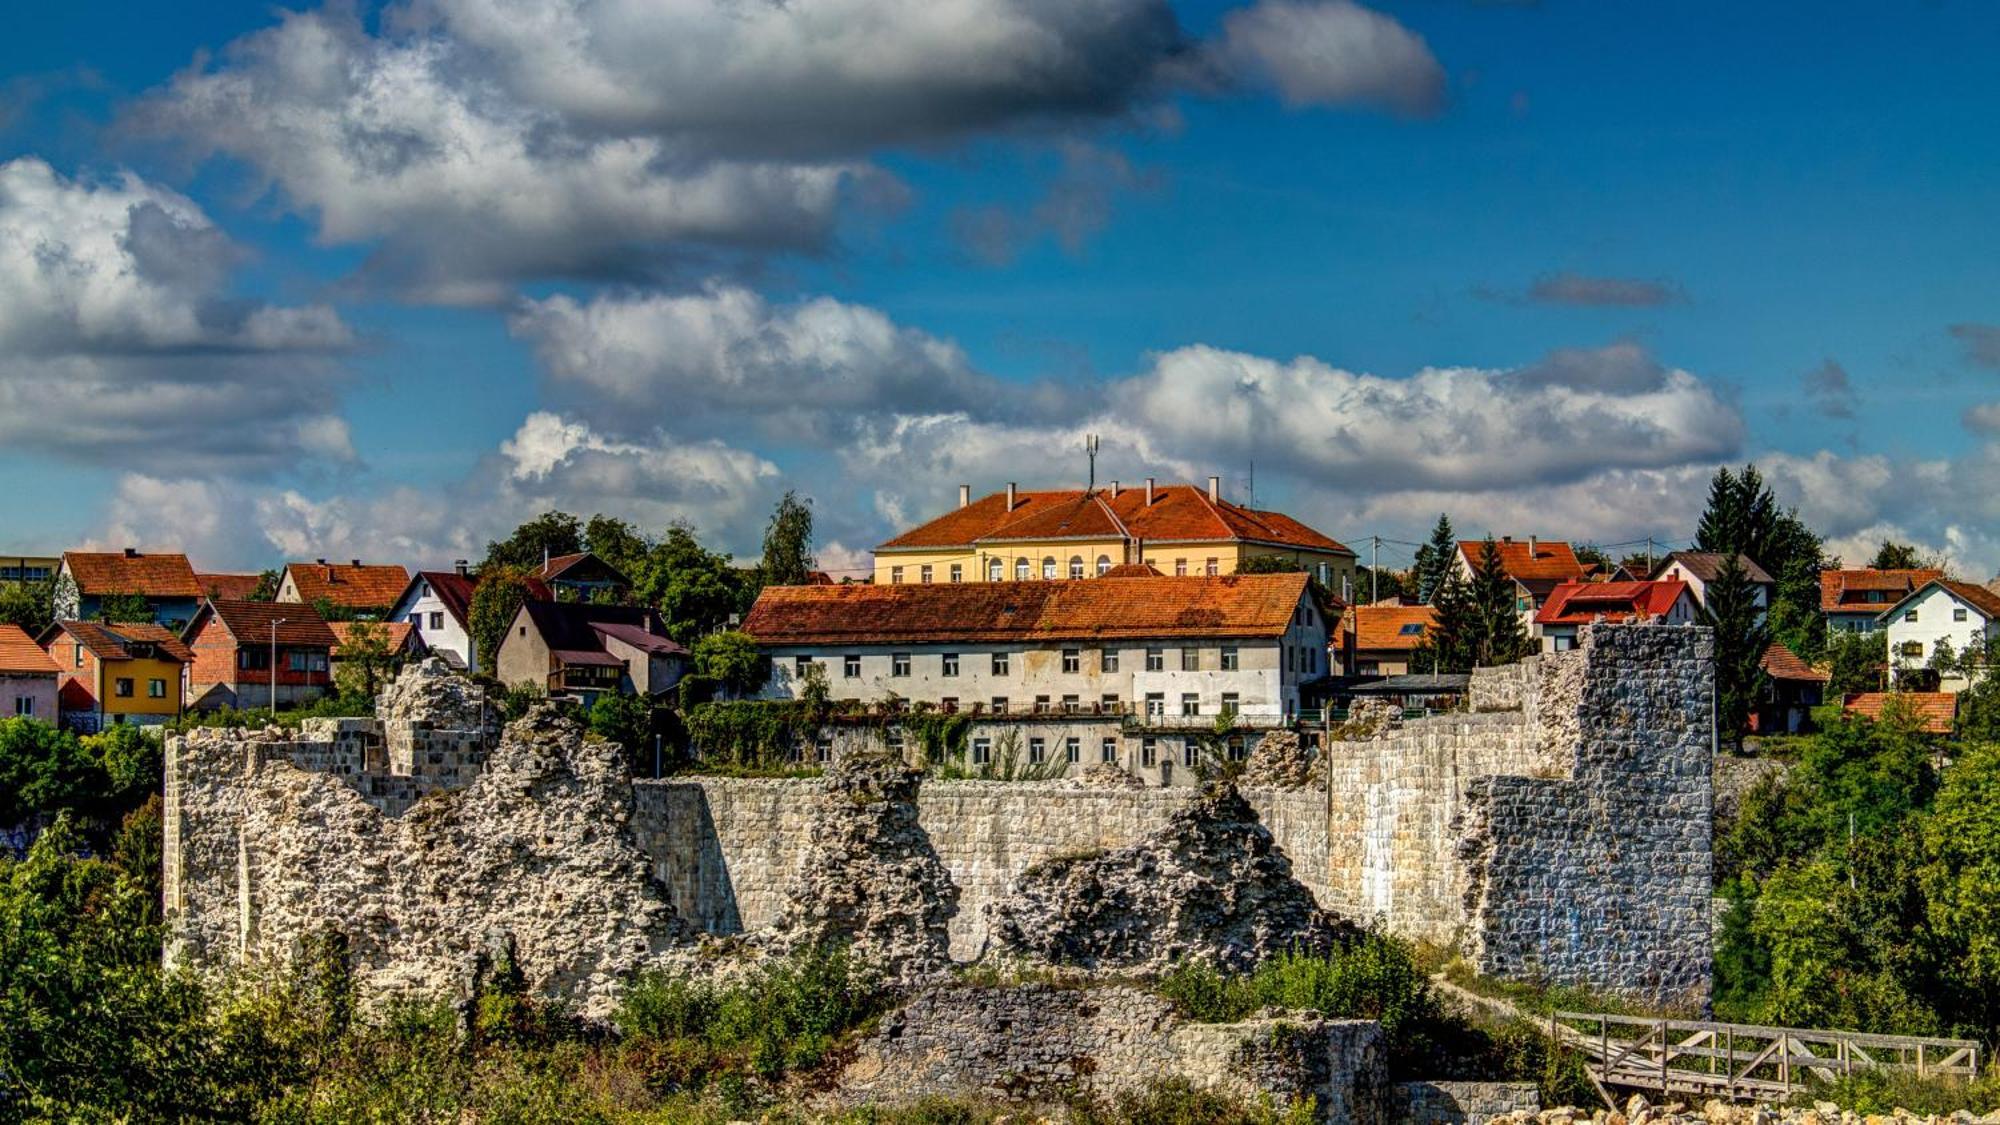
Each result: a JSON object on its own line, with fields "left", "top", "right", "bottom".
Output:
{"left": 0, "top": 157, "right": 356, "bottom": 473}
{"left": 1203, "top": 0, "right": 1446, "bottom": 115}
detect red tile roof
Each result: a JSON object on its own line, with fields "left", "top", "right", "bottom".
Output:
{"left": 198, "top": 573, "right": 265, "bottom": 601}
{"left": 0, "top": 624, "right": 59, "bottom": 675}
{"left": 284, "top": 562, "right": 412, "bottom": 610}
{"left": 1760, "top": 640, "right": 1828, "bottom": 683}
{"left": 1535, "top": 580, "right": 1690, "bottom": 626}
{"left": 1843, "top": 691, "right": 1955, "bottom": 734}
{"left": 745, "top": 573, "right": 1318, "bottom": 647}
{"left": 327, "top": 620, "right": 420, "bottom": 657}
{"left": 197, "top": 600, "right": 338, "bottom": 648}
{"left": 877, "top": 485, "right": 1351, "bottom": 555}
{"left": 1457, "top": 539, "right": 1586, "bottom": 584}
{"left": 44, "top": 620, "right": 193, "bottom": 664}
{"left": 61, "top": 551, "right": 200, "bottom": 598}
{"left": 405, "top": 570, "right": 552, "bottom": 629}
{"left": 1353, "top": 605, "right": 1436, "bottom": 652}
{"left": 1821, "top": 569, "right": 1943, "bottom": 613}
{"left": 1101, "top": 563, "right": 1165, "bottom": 578}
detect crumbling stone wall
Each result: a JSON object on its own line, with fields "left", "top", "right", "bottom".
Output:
{"left": 1395, "top": 1080, "right": 1542, "bottom": 1124}
{"left": 833, "top": 983, "right": 1389, "bottom": 1124}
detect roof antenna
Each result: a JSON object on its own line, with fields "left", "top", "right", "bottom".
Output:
{"left": 1247, "top": 459, "right": 1256, "bottom": 508}
{"left": 1085, "top": 433, "right": 1100, "bottom": 493}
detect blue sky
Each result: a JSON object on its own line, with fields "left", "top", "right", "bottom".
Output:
{"left": 2, "top": 0, "right": 1997, "bottom": 576}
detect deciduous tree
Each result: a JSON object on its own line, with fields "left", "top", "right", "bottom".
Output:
{"left": 481, "top": 511, "right": 584, "bottom": 573}
{"left": 467, "top": 566, "right": 536, "bottom": 672}
{"left": 759, "top": 491, "right": 816, "bottom": 589}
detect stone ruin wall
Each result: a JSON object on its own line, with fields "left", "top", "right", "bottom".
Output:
{"left": 163, "top": 624, "right": 1713, "bottom": 1009}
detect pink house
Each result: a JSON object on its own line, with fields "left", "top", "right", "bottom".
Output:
{"left": 0, "top": 623, "right": 60, "bottom": 722}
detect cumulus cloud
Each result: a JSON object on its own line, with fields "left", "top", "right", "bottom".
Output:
{"left": 0, "top": 157, "right": 355, "bottom": 473}
{"left": 1802, "top": 359, "right": 1857, "bottom": 420}
{"left": 1963, "top": 402, "right": 2000, "bottom": 435}
{"left": 1202, "top": 0, "right": 1446, "bottom": 115}
{"left": 1951, "top": 323, "right": 2000, "bottom": 371}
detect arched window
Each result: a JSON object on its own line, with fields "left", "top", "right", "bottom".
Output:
{"left": 1068, "top": 556, "right": 1084, "bottom": 580}
{"left": 1096, "top": 555, "right": 1112, "bottom": 576}
{"left": 1014, "top": 558, "right": 1030, "bottom": 581}
{"left": 987, "top": 558, "right": 1003, "bottom": 582}
{"left": 1041, "top": 557, "right": 1057, "bottom": 580}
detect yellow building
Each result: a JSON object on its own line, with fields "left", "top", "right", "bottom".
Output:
{"left": 38, "top": 620, "right": 191, "bottom": 729}
{"left": 872, "top": 477, "right": 1358, "bottom": 599}
{"left": 0, "top": 555, "right": 57, "bottom": 584}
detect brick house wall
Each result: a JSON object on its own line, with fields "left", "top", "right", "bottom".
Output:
{"left": 186, "top": 616, "right": 334, "bottom": 709}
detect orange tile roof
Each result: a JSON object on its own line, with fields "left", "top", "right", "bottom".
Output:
{"left": 744, "top": 572, "right": 1317, "bottom": 647}
{"left": 1535, "top": 580, "right": 1689, "bottom": 626}
{"left": 1353, "top": 605, "right": 1436, "bottom": 652}
{"left": 45, "top": 620, "right": 193, "bottom": 664}
{"left": 327, "top": 620, "right": 419, "bottom": 657}
{"left": 1760, "top": 640, "right": 1828, "bottom": 683}
{"left": 198, "top": 600, "right": 338, "bottom": 648}
{"left": 877, "top": 484, "right": 1351, "bottom": 555}
{"left": 284, "top": 562, "right": 412, "bottom": 610}
{"left": 1843, "top": 691, "right": 1955, "bottom": 734}
{"left": 61, "top": 551, "right": 201, "bottom": 598}
{"left": 1821, "top": 569, "right": 1943, "bottom": 612}
{"left": 1457, "top": 539, "right": 1586, "bottom": 584}
{"left": 198, "top": 573, "right": 265, "bottom": 601}
{"left": 1101, "top": 562, "right": 1165, "bottom": 578}
{"left": 0, "top": 624, "right": 59, "bottom": 674}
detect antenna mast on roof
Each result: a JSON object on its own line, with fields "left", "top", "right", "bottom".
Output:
{"left": 1247, "top": 460, "right": 1256, "bottom": 508}
{"left": 1085, "top": 433, "right": 1100, "bottom": 493}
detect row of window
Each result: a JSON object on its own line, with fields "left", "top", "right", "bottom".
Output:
{"left": 0, "top": 566, "right": 51, "bottom": 581}
{"left": 888, "top": 555, "right": 1235, "bottom": 584}
{"left": 896, "top": 690, "right": 1244, "bottom": 717}
{"left": 236, "top": 650, "right": 330, "bottom": 672}
{"left": 110, "top": 678, "right": 170, "bottom": 698}
{"left": 1899, "top": 607, "right": 1970, "bottom": 623}
{"left": 796, "top": 733, "right": 1252, "bottom": 769}
{"left": 803, "top": 645, "right": 1243, "bottom": 680}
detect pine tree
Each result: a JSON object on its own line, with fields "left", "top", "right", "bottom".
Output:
{"left": 1411, "top": 514, "right": 1457, "bottom": 605}
{"left": 1470, "top": 538, "right": 1529, "bottom": 666}
{"left": 1704, "top": 551, "right": 1771, "bottom": 749}
{"left": 1694, "top": 462, "right": 1828, "bottom": 663}
{"left": 1416, "top": 569, "right": 1478, "bottom": 673}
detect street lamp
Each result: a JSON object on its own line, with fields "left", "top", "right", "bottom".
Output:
{"left": 270, "top": 618, "right": 287, "bottom": 722}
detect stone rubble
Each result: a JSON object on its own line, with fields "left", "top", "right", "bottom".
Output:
{"left": 1238, "top": 729, "right": 1315, "bottom": 788}
{"left": 375, "top": 657, "right": 495, "bottom": 734}
{"left": 1493, "top": 1095, "right": 2000, "bottom": 1125}
{"left": 986, "top": 781, "right": 1354, "bottom": 974}
{"left": 1070, "top": 762, "right": 1149, "bottom": 789}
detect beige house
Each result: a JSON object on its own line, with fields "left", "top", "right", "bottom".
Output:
{"left": 494, "top": 601, "right": 688, "bottom": 705}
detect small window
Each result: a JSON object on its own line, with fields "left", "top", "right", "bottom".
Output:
{"left": 1028, "top": 737, "right": 1046, "bottom": 764}
{"left": 885, "top": 728, "right": 905, "bottom": 753}
{"left": 1221, "top": 692, "right": 1239, "bottom": 716}
{"left": 420, "top": 581, "right": 431, "bottom": 599}
{"left": 950, "top": 564, "right": 964, "bottom": 584}
{"left": 972, "top": 738, "right": 992, "bottom": 765}
{"left": 1183, "top": 740, "right": 1198, "bottom": 767}
{"left": 1140, "top": 738, "right": 1157, "bottom": 767}
{"left": 1220, "top": 645, "right": 1239, "bottom": 671}
{"left": 891, "top": 653, "right": 911, "bottom": 677}
{"left": 795, "top": 655, "right": 813, "bottom": 676}
{"left": 941, "top": 696, "right": 958, "bottom": 713}
{"left": 919, "top": 565, "right": 933, "bottom": 584}
{"left": 941, "top": 653, "right": 960, "bottom": 677}
{"left": 289, "top": 651, "right": 308, "bottom": 672}
{"left": 1397, "top": 623, "right": 1424, "bottom": 636}
{"left": 988, "top": 559, "right": 1004, "bottom": 581}
{"left": 1174, "top": 558, "right": 1187, "bottom": 577}
{"left": 1101, "top": 738, "right": 1118, "bottom": 764}
{"left": 1954, "top": 608, "right": 1969, "bottom": 623}
{"left": 1101, "top": 648, "right": 1120, "bottom": 673}
{"left": 1041, "top": 557, "right": 1057, "bottom": 580}
{"left": 1065, "top": 737, "right": 1081, "bottom": 763}
{"left": 992, "top": 652, "right": 1010, "bottom": 675}
{"left": 1161, "top": 759, "right": 1174, "bottom": 784}
{"left": 1144, "top": 692, "right": 1165, "bottom": 719}
{"left": 1905, "top": 610, "right": 1918, "bottom": 622}
{"left": 1204, "top": 558, "right": 1218, "bottom": 577}
{"left": 1061, "top": 693, "right": 1079, "bottom": 713}
{"left": 1014, "top": 559, "right": 1030, "bottom": 581}
{"left": 1228, "top": 735, "right": 1246, "bottom": 761}
{"left": 816, "top": 734, "right": 833, "bottom": 764}
{"left": 115, "top": 678, "right": 134, "bottom": 698}
{"left": 890, "top": 566, "right": 904, "bottom": 585}
{"left": 519, "top": 625, "right": 526, "bottom": 636}
{"left": 73, "top": 643, "right": 83, "bottom": 668}
{"left": 1096, "top": 555, "right": 1112, "bottom": 576}
{"left": 990, "top": 696, "right": 1009, "bottom": 714}
{"left": 1101, "top": 692, "right": 1119, "bottom": 712}
{"left": 428, "top": 611, "right": 444, "bottom": 631}
{"left": 844, "top": 654, "right": 861, "bottom": 678}
{"left": 1062, "top": 648, "right": 1080, "bottom": 673}
{"left": 14, "top": 696, "right": 34, "bottom": 716}
{"left": 1145, "top": 646, "right": 1164, "bottom": 672}
{"left": 1069, "top": 556, "right": 1084, "bottom": 580}
{"left": 1033, "top": 694, "right": 1051, "bottom": 713}
{"left": 148, "top": 679, "right": 166, "bottom": 699}
{"left": 1181, "top": 647, "right": 1199, "bottom": 671}
{"left": 1900, "top": 641, "right": 1924, "bottom": 657}
{"left": 1180, "top": 692, "right": 1200, "bottom": 717}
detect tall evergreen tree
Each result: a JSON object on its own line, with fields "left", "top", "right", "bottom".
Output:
{"left": 1695, "top": 463, "right": 1828, "bottom": 662}
{"left": 1415, "top": 569, "right": 1478, "bottom": 673}
{"left": 1470, "top": 538, "right": 1529, "bottom": 666}
{"left": 1411, "top": 514, "right": 1457, "bottom": 605}
{"left": 1704, "top": 551, "right": 1772, "bottom": 748}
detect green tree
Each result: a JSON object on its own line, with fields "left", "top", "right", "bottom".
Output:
{"left": 1469, "top": 538, "right": 1529, "bottom": 666}
{"left": 693, "top": 630, "right": 767, "bottom": 698}
{"left": 0, "top": 578, "right": 56, "bottom": 634}
{"left": 333, "top": 618, "right": 396, "bottom": 701}
{"left": 93, "top": 591, "right": 154, "bottom": 625}
{"left": 251, "top": 568, "right": 281, "bottom": 601}
{"left": 583, "top": 514, "right": 650, "bottom": 580}
{"left": 481, "top": 510, "right": 584, "bottom": 573}
{"left": 1826, "top": 629, "right": 1886, "bottom": 696}
{"left": 1868, "top": 541, "right": 1934, "bottom": 571}
{"left": 1920, "top": 743, "right": 2000, "bottom": 1033}
{"left": 587, "top": 691, "right": 656, "bottom": 771}
{"left": 1413, "top": 569, "right": 1478, "bottom": 673}
{"left": 1410, "top": 514, "right": 1457, "bottom": 605}
{"left": 467, "top": 566, "right": 537, "bottom": 673}
{"left": 310, "top": 594, "right": 360, "bottom": 624}
{"left": 636, "top": 524, "right": 741, "bottom": 645}
{"left": 0, "top": 718, "right": 107, "bottom": 827}
{"left": 759, "top": 491, "right": 817, "bottom": 588}
{"left": 1705, "top": 552, "right": 1772, "bottom": 748}
{"left": 1694, "top": 464, "right": 1828, "bottom": 662}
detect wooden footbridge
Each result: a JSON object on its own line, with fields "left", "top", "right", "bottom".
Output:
{"left": 1549, "top": 1011, "right": 1981, "bottom": 1105}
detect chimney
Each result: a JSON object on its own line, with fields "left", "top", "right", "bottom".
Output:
{"left": 454, "top": 559, "right": 469, "bottom": 577}
{"left": 1145, "top": 478, "right": 1155, "bottom": 505}
{"left": 1110, "top": 480, "right": 1121, "bottom": 498}
{"left": 316, "top": 557, "right": 327, "bottom": 565}
{"left": 1529, "top": 536, "right": 1538, "bottom": 557}
{"left": 1006, "top": 482, "right": 1017, "bottom": 511}
{"left": 959, "top": 484, "right": 971, "bottom": 509}
{"left": 123, "top": 547, "right": 137, "bottom": 558}
{"left": 351, "top": 559, "right": 361, "bottom": 568}
{"left": 1207, "top": 475, "right": 1220, "bottom": 503}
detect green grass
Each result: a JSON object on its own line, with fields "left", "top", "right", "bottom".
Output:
{"left": 1794, "top": 1067, "right": 2000, "bottom": 1116}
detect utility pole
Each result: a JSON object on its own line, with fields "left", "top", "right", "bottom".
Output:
{"left": 1085, "top": 433, "right": 1099, "bottom": 493}
{"left": 1370, "top": 536, "right": 1380, "bottom": 605}
{"left": 269, "top": 618, "right": 287, "bottom": 722}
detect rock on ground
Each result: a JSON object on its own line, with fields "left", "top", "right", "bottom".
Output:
{"left": 767, "top": 752, "right": 960, "bottom": 983}
{"left": 986, "top": 782, "right": 1352, "bottom": 974}
{"left": 1492, "top": 1094, "right": 2000, "bottom": 1125}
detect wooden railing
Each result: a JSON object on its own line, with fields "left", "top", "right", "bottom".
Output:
{"left": 1551, "top": 1011, "right": 1980, "bottom": 1105}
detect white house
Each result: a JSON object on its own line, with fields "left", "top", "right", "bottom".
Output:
{"left": 386, "top": 566, "right": 552, "bottom": 674}
{"left": 1650, "top": 551, "right": 1773, "bottom": 623}
{"left": 740, "top": 571, "right": 1333, "bottom": 786}
{"left": 1453, "top": 537, "right": 1587, "bottom": 646}
{"left": 1878, "top": 579, "right": 2000, "bottom": 692}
